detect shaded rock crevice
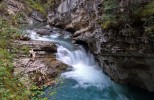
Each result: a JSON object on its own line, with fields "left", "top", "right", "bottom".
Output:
{"left": 3, "top": 0, "right": 154, "bottom": 92}
{"left": 47, "top": 0, "right": 154, "bottom": 92}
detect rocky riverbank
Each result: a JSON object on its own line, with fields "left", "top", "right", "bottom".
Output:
{"left": 13, "top": 39, "right": 67, "bottom": 88}
{"left": 2, "top": 0, "right": 154, "bottom": 92}
{"left": 0, "top": 0, "right": 68, "bottom": 88}
{"left": 47, "top": 0, "right": 154, "bottom": 92}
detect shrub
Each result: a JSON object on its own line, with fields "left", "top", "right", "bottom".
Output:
{"left": 101, "top": 0, "right": 119, "bottom": 29}
{"left": 0, "top": 18, "right": 30, "bottom": 99}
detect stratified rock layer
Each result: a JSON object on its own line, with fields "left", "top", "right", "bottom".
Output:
{"left": 47, "top": 0, "right": 154, "bottom": 91}
{"left": 13, "top": 40, "right": 67, "bottom": 87}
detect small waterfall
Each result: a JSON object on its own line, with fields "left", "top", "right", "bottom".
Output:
{"left": 56, "top": 44, "right": 129, "bottom": 100}
{"left": 26, "top": 28, "right": 154, "bottom": 100}
{"left": 27, "top": 30, "right": 57, "bottom": 41}
{"left": 27, "top": 29, "right": 112, "bottom": 89}
{"left": 56, "top": 45, "right": 111, "bottom": 89}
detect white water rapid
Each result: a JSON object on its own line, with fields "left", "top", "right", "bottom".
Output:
{"left": 27, "top": 29, "right": 112, "bottom": 89}
{"left": 56, "top": 45, "right": 111, "bottom": 89}
{"left": 55, "top": 43, "right": 129, "bottom": 100}
{"left": 27, "top": 28, "right": 154, "bottom": 100}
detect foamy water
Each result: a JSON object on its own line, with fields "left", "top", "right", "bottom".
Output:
{"left": 56, "top": 45, "right": 111, "bottom": 89}
{"left": 27, "top": 29, "right": 154, "bottom": 100}
{"left": 27, "top": 29, "right": 112, "bottom": 89}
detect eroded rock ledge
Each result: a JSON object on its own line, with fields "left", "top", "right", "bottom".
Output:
{"left": 4, "top": 0, "right": 154, "bottom": 92}
{"left": 13, "top": 40, "right": 67, "bottom": 87}
{"left": 98, "top": 54, "right": 154, "bottom": 92}
{"left": 47, "top": 0, "right": 154, "bottom": 92}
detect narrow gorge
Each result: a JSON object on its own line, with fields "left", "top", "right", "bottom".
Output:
{"left": 0, "top": 0, "right": 154, "bottom": 100}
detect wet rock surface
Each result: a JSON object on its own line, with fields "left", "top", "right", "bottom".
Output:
{"left": 3, "top": 0, "right": 154, "bottom": 92}
{"left": 3, "top": 0, "right": 47, "bottom": 25}
{"left": 99, "top": 55, "right": 154, "bottom": 92}
{"left": 33, "top": 25, "right": 73, "bottom": 37}
{"left": 47, "top": 0, "right": 154, "bottom": 92}
{"left": 13, "top": 40, "right": 67, "bottom": 87}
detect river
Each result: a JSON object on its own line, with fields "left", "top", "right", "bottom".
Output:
{"left": 26, "top": 28, "right": 154, "bottom": 100}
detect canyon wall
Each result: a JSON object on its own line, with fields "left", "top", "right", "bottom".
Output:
{"left": 47, "top": 0, "right": 154, "bottom": 91}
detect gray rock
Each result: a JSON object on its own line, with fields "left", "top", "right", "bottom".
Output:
{"left": 13, "top": 40, "right": 67, "bottom": 86}
{"left": 31, "top": 11, "right": 46, "bottom": 22}
{"left": 36, "top": 29, "right": 51, "bottom": 35}
{"left": 47, "top": 0, "right": 154, "bottom": 92}
{"left": 47, "top": 0, "right": 100, "bottom": 31}
{"left": 100, "top": 55, "right": 154, "bottom": 92}
{"left": 58, "top": 0, "right": 79, "bottom": 13}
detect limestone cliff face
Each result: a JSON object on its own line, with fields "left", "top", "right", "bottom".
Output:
{"left": 47, "top": 0, "right": 102, "bottom": 34}
{"left": 3, "top": 0, "right": 154, "bottom": 92}
{"left": 47, "top": 0, "right": 154, "bottom": 91}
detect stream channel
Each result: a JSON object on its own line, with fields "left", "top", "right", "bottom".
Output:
{"left": 24, "top": 25, "right": 154, "bottom": 100}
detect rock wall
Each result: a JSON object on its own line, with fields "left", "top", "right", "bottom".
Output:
{"left": 47, "top": 0, "right": 102, "bottom": 33}
{"left": 3, "top": 0, "right": 154, "bottom": 92}
{"left": 1, "top": 0, "right": 67, "bottom": 88}
{"left": 47, "top": 0, "right": 154, "bottom": 91}
{"left": 13, "top": 39, "right": 67, "bottom": 87}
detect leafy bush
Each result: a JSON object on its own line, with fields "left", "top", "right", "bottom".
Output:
{"left": 134, "top": 1, "right": 154, "bottom": 37}
{"left": 140, "top": 1, "right": 154, "bottom": 17}
{"left": 0, "top": 18, "right": 30, "bottom": 99}
{"left": 25, "top": 0, "right": 55, "bottom": 15}
{"left": 0, "top": 1, "right": 56, "bottom": 99}
{"left": 101, "top": 0, "right": 119, "bottom": 29}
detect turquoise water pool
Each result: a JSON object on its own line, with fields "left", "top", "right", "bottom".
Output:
{"left": 44, "top": 79, "right": 154, "bottom": 100}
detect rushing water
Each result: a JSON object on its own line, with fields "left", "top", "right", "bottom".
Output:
{"left": 27, "top": 29, "right": 154, "bottom": 100}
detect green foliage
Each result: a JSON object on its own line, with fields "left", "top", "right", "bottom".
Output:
{"left": 101, "top": 0, "right": 154, "bottom": 38}
{"left": 0, "top": 19, "right": 19, "bottom": 49}
{"left": 21, "top": 45, "right": 30, "bottom": 55}
{"left": 103, "top": 0, "right": 119, "bottom": 12}
{"left": 142, "top": 16, "right": 154, "bottom": 37}
{"left": 0, "top": 18, "right": 30, "bottom": 99}
{"left": 25, "top": 0, "right": 55, "bottom": 15}
{"left": 31, "top": 78, "right": 64, "bottom": 100}
{"left": 101, "top": 0, "right": 119, "bottom": 29}
{"left": 0, "top": 17, "right": 46, "bottom": 100}
{"left": 0, "top": 2, "right": 5, "bottom": 10}
{"left": 134, "top": 1, "right": 154, "bottom": 37}
{"left": 0, "top": 1, "right": 56, "bottom": 99}
{"left": 0, "top": 1, "right": 7, "bottom": 16}
{"left": 47, "top": 0, "right": 55, "bottom": 10}
{"left": 25, "top": 0, "right": 47, "bottom": 15}
{"left": 0, "top": 17, "right": 51, "bottom": 100}
{"left": 0, "top": 1, "right": 24, "bottom": 27}
{"left": 139, "top": 1, "right": 154, "bottom": 17}
{"left": 30, "top": 84, "right": 47, "bottom": 100}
